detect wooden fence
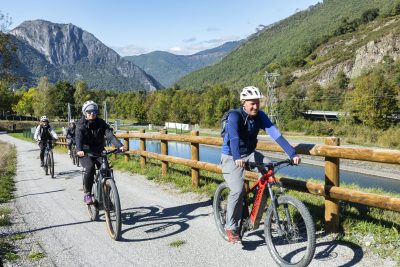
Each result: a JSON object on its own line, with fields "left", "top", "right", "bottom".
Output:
{"left": 57, "top": 129, "right": 400, "bottom": 233}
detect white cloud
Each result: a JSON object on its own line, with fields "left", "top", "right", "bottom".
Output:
{"left": 168, "top": 35, "right": 242, "bottom": 55}
{"left": 112, "top": 35, "right": 243, "bottom": 57}
{"left": 110, "top": 44, "right": 149, "bottom": 57}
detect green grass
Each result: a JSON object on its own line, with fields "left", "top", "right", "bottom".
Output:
{"left": 0, "top": 208, "right": 11, "bottom": 226}
{"left": 169, "top": 239, "right": 187, "bottom": 247}
{"left": 9, "top": 132, "right": 35, "bottom": 143}
{"left": 28, "top": 251, "right": 45, "bottom": 260}
{"left": 0, "top": 142, "right": 16, "bottom": 203}
{"left": 0, "top": 242, "right": 19, "bottom": 261}
{"left": 0, "top": 141, "right": 18, "bottom": 263}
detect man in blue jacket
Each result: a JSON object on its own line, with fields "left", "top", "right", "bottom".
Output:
{"left": 221, "top": 86, "right": 301, "bottom": 243}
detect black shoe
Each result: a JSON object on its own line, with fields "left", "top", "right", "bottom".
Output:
{"left": 40, "top": 161, "right": 44, "bottom": 167}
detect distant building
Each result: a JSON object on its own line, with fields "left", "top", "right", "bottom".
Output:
{"left": 301, "top": 110, "right": 347, "bottom": 121}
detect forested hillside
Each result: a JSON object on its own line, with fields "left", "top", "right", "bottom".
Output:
{"left": 176, "top": 0, "right": 396, "bottom": 90}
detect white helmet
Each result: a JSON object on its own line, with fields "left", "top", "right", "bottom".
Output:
{"left": 81, "top": 100, "right": 99, "bottom": 115}
{"left": 40, "top": 115, "right": 49, "bottom": 122}
{"left": 240, "top": 86, "right": 264, "bottom": 101}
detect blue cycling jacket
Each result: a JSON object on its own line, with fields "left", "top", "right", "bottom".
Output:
{"left": 221, "top": 107, "right": 296, "bottom": 161}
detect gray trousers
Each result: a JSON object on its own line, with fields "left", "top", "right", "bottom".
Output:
{"left": 221, "top": 151, "right": 270, "bottom": 231}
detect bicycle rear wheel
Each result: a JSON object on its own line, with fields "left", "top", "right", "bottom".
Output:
{"left": 76, "top": 155, "right": 80, "bottom": 167}
{"left": 103, "top": 179, "right": 121, "bottom": 240}
{"left": 213, "top": 182, "right": 230, "bottom": 241}
{"left": 48, "top": 151, "right": 54, "bottom": 178}
{"left": 87, "top": 184, "right": 99, "bottom": 221}
{"left": 264, "top": 195, "right": 316, "bottom": 267}
{"left": 71, "top": 151, "right": 76, "bottom": 165}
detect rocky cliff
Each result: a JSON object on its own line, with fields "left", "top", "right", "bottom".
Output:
{"left": 297, "top": 19, "right": 400, "bottom": 87}
{"left": 10, "top": 20, "right": 163, "bottom": 91}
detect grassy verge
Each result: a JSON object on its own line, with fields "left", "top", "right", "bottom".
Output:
{"left": 9, "top": 132, "right": 68, "bottom": 154}
{"left": 0, "top": 141, "right": 20, "bottom": 263}
{"left": 285, "top": 179, "right": 400, "bottom": 263}
{"left": 110, "top": 155, "right": 400, "bottom": 264}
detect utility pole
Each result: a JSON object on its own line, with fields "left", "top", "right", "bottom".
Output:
{"left": 67, "top": 103, "right": 72, "bottom": 122}
{"left": 103, "top": 101, "right": 108, "bottom": 123}
{"left": 264, "top": 72, "right": 280, "bottom": 125}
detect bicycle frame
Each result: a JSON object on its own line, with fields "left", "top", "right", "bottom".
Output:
{"left": 90, "top": 151, "right": 115, "bottom": 208}
{"left": 242, "top": 161, "right": 288, "bottom": 231}
{"left": 43, "top": 141, "right": 53, "bottom": 165}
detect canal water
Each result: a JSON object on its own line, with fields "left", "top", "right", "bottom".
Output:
{"left": 127, "top": 140, "right": 400, "bottom": 194}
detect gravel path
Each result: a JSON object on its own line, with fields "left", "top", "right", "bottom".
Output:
{"left": 0, "top": 134, "right": 396, "bottom": 267}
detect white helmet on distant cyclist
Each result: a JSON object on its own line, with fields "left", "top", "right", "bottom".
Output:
{"left": 40, "top": 115, "right": 49, "bottom": 122}
{"left": 240, "top": 86, "right": 264, "bottom": 101}
{"left": 81, "top": 100, "right": 99, "bottom": 115}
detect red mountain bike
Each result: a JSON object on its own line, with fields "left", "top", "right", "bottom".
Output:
{"left": 213, "top": 159, "right": 316, "bottom": 267}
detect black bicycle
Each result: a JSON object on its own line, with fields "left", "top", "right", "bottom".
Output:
{"left": 70, "top": 142, "right": 80, "bottom": 167}
{"left": 85, "top": 149, "right": 122, "bottom": 241}
{"left": 43, "top": 140, "right": 55, "bottom": 178}
{"left": 213, "top": 159, "right": 316, "bottom": 267}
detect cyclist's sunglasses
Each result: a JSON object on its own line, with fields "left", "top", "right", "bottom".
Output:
{"left": 85, "top": 109, "right": 98, "bottom": 115}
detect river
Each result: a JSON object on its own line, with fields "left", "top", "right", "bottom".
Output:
{"left": 127, "top": 140, "right": 400, "bottom": 194}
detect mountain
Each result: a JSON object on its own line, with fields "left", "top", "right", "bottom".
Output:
{"left": 9, "top": 20, "right": 163, "bottom": 91}
{"left": 124, "top": 40, "right": 243, "bottom": 87}
{"left": 175, "top": 0, "right": 398, "bottom": 90}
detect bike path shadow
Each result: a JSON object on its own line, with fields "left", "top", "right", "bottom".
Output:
{"left": 56, "top": 169, "right": 82, "bottom": 180}
{"left": 15, "top": 189, "right": 65, "bottom": 199}
{"left": 241, "top": 230, "right": 364, "bottom": 266}
{"left": 119, "top": 199, "right": 212, "bottom": 242}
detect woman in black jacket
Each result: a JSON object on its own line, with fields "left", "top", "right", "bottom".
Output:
{"left": 76, "top": 100, "right": 127, "bottom": 205}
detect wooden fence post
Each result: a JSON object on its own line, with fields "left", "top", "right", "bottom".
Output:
{"left": 124, "top": 131, "right": 130, "bottom": 162}
{"left": 139, "top": 129, "right": 146, "bottom": 168}
{"left": 191, "top": 130, "right": 200, "bottom": 187}
{"left": 324, "top": 137, "right": 340, "bottom": 233}
{"left": 160, "top": 129, "right": 168, "bottom": 176}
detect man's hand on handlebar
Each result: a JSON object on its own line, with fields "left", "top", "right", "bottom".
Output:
{"left": 292, "top": 155, "right": 301, "bottom": 165}
{"left": 235, "top": 159, "right": 245, "bottom": 168}
{"left": 119, "top": 146, "right": 127, "bottom": 152}
{"left": 77, "top": 151, "right": 85, "bottom": 157}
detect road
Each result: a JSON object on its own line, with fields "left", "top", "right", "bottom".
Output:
{"left": 0, "top": 134, "right": 396, "bottom": 267}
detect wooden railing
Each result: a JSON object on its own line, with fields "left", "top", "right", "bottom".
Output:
{"left": 56, "top": 130, "right": 400, "bottom": 233}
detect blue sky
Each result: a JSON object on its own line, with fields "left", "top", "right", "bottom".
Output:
{"left": 1, "top": 0, "right": 321, "bottom": 56}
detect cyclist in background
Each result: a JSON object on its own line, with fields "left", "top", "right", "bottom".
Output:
{"left": 221, "top": 86, "right": 301, "bottom": 243}
{"left": 34, "top": 116, "right": 58, "bottom": 167}
{"left": 76, "top": 100, "right": 127, "bottom": 205}
{"left": 66, "top": 120, "right": 76, "bottom": 155}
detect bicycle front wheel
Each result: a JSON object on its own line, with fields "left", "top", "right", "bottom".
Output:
{"left": 48, "top": 151, "right": 54, "bottom": 178}
{"left": 103, "top": 179, "right": 121, "bottom": 240}
{"left": 265, "top": 195, "right": 316, "bottom": 267}
{"left": 87, "top": 183, "right": 99, "bottom": 221}
{"left": 213, "top": 182, "right": 230, "bottom": 241}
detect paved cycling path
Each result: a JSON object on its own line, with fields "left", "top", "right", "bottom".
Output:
{"left": 0, "top": 134, "right": 396, "bottom": 267}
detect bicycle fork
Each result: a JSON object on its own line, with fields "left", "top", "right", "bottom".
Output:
{"left": 268, "top": 184, "right": 291, "bottom": 235}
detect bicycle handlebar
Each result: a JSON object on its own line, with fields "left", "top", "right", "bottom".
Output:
{"left": 86, "top": 148, "right": 121, "bottom": 158}
{"left": 245, "top": 159, "right": 293, "bottom": 170}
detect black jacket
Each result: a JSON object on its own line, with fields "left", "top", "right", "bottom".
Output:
{"left": 66, "top": 127, "right": 75, "bottom": 139}
{"left": 75, "top": 116, "right": 122, "bottom": 154}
